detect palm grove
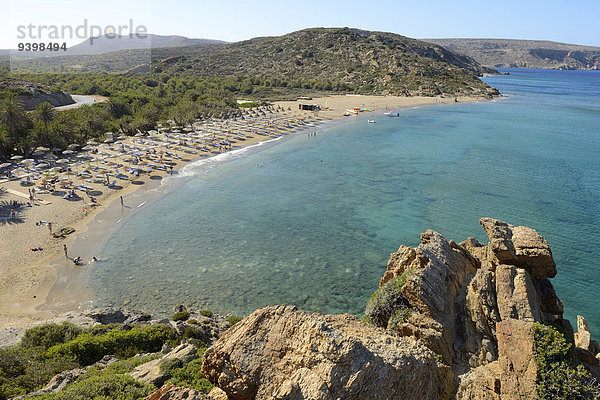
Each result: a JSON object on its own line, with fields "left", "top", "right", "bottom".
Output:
{"left": 0, "top": 72, "right": 253, "bottom": 160}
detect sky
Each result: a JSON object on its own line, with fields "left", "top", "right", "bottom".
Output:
{"left": 2, "top": 0, "right": 600, "bottom": 48}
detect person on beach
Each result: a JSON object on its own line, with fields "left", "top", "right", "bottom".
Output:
{"left": 63, "top": 244, "right": 68, "bottom": 258}
{"left": 48, "top": 222, "right": 52, "bottom": 235}
{"left": 120, "top": 196, "right": 124, "bottom": 207}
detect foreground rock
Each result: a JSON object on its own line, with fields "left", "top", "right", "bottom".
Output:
{"left": 130, "top": 342, "right": 198, "bottom": 386}
{"left": 202, "top": 305, "right": 452, "bottom": 399}
{"left": 201, "top": 218, "right": 599, "bottom": 399}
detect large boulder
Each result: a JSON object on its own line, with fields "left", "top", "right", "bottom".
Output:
{"left": 201, "top": 305, "right": 452, "bottom": 400}
{"left": 479, "top": 218, "right": 556, "bottom": 278}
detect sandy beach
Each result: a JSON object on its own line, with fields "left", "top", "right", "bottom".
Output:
{"left": 0, "top": 94, "right": 486, "bottom": 331}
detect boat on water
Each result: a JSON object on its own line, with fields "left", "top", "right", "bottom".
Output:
{"left": 384, "top": 111, "right": 400, "bottom": 117}
{"left": 368, "top": 119, "right": 376, "bottom": 123}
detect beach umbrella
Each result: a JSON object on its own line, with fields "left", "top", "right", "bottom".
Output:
{"left": 35, "top": 146, "right": 50, "bottom": 152}
{"left": 0, "top": 163, "right": 12, "bottom": 168}
{"left": 82, "top": 145, "right": 94, "bottom": 151}
{"left": 68, "top": 143, "right": 80, "bottom": 149}
{"left": 10, "top": 155, "right": 23, "bottom": 160}
{"left": 55, "top": 159, "right": 69, "bottom": 164}
{"left": 21, "top": 159, "right": 35, "bottom": 164}
{"left": 51, "top": 147, "right": 62, "bottom": 152}
{"left": 87, "top": 140, "right": 98, "bottom": 145}
{"left": 62, "top": 150, "right": 75, "bottom": 155}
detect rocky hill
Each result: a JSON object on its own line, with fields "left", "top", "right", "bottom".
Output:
{"left": 0, "top": 80, "right": 74, "bottom": 110}
{"left": 154, "top": 28, "right": 499, "bottom": 97}
{"left": 425, "top": 38, "right": 600, "bottom": 70}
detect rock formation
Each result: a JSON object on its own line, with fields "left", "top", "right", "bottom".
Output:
{"left": 200, "top": 218, "right": 600, "bottom": 399}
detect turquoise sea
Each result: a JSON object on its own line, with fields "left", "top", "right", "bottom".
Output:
{"left": 89, "top": 69, "right": 600, "bottom": 334}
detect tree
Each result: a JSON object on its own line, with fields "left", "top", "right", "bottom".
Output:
{"left": 0, "top": 93, "right": 32, "bottom": 156}
{"left": 34, "top": 102, "right": 56, "bottom": 134}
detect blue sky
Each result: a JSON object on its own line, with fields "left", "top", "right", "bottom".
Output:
{"left": 3, "top": 0, "right": 600, "bottom": 48}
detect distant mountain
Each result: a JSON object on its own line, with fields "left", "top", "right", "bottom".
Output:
{"left": 65, "top": 34, "right": 226, "bottom": 56}
{"left": 423, "top": 38, "right": 600, "bottom": 70}
{"left": 152, "top": 27, "right": 499, "bottom": 97}
{"left": 6, "top": 34, "right": 226, "bottom": 60}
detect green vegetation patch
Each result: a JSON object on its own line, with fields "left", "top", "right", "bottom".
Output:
{"left": 227, "top": 316, "right": 243, "bottom": 328}
{"left": 532, "top": 322, "right": 600, "bottom": 399}
{"left": 364, "top": 269, "right": 414, "bottom": 329}
{"left": 165, "top": 346, "right": 213, "bottom": 393}
{"left": 172, "top": 311, "right": 191, "bottom": 322}
{"left": 46, "top": 325, "right": 174, "bottom": 366}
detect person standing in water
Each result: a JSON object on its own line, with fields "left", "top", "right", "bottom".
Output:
{"left": 63, "top": 244, "right": 68, "bottom": 258}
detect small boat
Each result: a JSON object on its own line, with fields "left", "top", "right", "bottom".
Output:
{"left": 384, "top": 111, "right": 400, "bottom": 117}
{"left": 368, "top": 119, "right": 376, "bottom": 123}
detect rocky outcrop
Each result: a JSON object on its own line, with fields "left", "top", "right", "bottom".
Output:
{"left": 201, "top": 305, "right": 452, "bottom": 399}
{"left": 200, "top": 218, "right": 598, "bottom": 399}
{"left": 0, "top": 80, "right": 74, "bottom": 110}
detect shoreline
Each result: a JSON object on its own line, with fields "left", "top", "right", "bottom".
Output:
{"left": 0, "top": 94, "right": 490, "bottom": 331}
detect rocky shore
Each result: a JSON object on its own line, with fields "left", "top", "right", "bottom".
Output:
{"left": 2, "top": 218, "right": 598, "bottom": 399}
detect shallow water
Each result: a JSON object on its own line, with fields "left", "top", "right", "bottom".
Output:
{"left": 90, "top": 69, "right": 600, "bottom": 334}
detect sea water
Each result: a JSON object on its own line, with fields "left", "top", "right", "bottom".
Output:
{"left": 90, "top": 69, "right": 600, "bottom": 334}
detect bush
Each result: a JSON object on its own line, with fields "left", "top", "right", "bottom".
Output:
{"left": 227, "top": 316, "right": 243, "bottom": 328}
{"left": 387, "top": 306, "right": 413, "bottom": 330}
{"left": 166, "top": 347, "right": 213, "bottom": 393}
{"left": 37, "top": 373, "right": 154, "bottom": 400}
{"left": 187, "top": 319, "right": 198, "bottom": 325}
{"left": 172, "top": 311, "right": 191, "bottom": 322}
{"left": 364, "top": 269, "right": 414, "bottom": 328}
{"left": 46, "top": 325, "right": 174, "bottom": 366}
{"left": 533, "top": 322, "right": 600, "bottom": 399}
{"left": 20, "top": 323, "right": 82, "bottom": 350}
{"left": 199, "top": 310, "right": 213, "bottom": 318}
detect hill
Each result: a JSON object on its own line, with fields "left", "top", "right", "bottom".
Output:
{"left": 152, "top": 27, "right": 499, "bottom": 97}
{"left": 424, "top": 38, "right": 600, "bottom": 70}
{"left": 9, "top": 28, "right": 500, "bottom": 98}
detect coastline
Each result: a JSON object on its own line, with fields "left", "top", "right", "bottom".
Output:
{"left": 0, "top": 94, "right": 490, "bottom": 331}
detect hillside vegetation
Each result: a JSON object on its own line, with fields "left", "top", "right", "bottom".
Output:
{"left": 425, "top": 38, "right": 600, "bottom": 70}
{"left": 153, "top": 28, "right": 499, "bottom": 97}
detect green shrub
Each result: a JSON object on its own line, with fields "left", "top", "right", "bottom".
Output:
{"left": 227, "top": 316, "right": 243, "bottom": 328}
{"left": 20, "top": 323, "right": 82, "bottom": 350}
{"left": 199, "top": 310, "right": 213, "bottom": 318}
{"left": 238, "top": 102, "right": 259, "bottom": 108}
{"left": 387, "top": 306, "right": 413, "bottom": 330}
{"left": 364, "top": 269, "right": 414, "bottom": 328}
{"left": 532, "top": 322, "right": 600, "bottom": 399}
{"left": 166, "top": 347, "right": 213, "bottom": 393}
{"left": 172, "top": 311, "right": 191, "bottom": 322}
{"left": 46, "top": 325, "right": 174, "bottom": 366}
{"left": 36, "top": 373, "right": 154, "bottom": 400}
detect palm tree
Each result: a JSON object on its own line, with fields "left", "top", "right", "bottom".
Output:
{"left": 0, "top": 93, "right": 31, "bottom": 155}
{"left": 34, "top": 102, "right": 56, "bottom": 136}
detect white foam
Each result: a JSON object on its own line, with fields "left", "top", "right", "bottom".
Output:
{"left": 161, "top": 135, "right": 285, "bottom": 183}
